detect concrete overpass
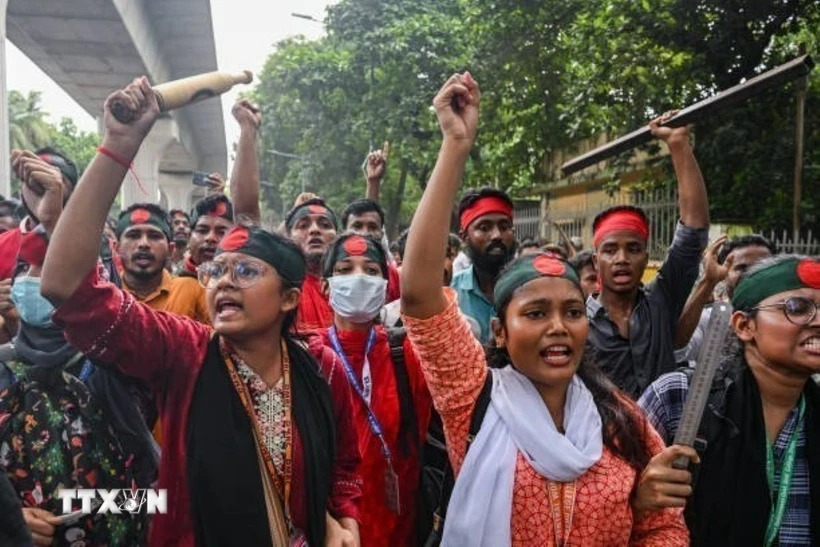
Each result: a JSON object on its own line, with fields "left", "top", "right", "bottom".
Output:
{"left": 0, "top": 0, "right": 227, "bottom": 210}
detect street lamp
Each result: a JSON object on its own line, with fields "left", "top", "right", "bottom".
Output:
{"left": 269, "top": 149, "right": 317, "bottom": 194}
{"left": 291, "top": 12, "right": 322, "bottom": 23}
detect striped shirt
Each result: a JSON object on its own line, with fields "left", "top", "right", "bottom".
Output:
{"left": 638, "top": 371, "right": 811, "bottom": 546}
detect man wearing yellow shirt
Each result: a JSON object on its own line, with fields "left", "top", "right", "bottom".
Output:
{"left": 115, "top": 203, "right": 210, "bottom": 325}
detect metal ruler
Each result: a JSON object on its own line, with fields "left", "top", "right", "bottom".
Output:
{"left": 672, "top": 301, "right": 734, "bottom": 469}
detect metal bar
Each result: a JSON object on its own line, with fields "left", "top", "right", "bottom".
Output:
{"left": 561, "top": 55, "right": 815, "bottom": 176}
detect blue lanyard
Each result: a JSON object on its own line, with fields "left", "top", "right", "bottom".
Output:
{"left": 78, "top": 360, "right": 95, "bottom": 382}
{"left": 328, "top": 327, "right": 392, "bottom": 462}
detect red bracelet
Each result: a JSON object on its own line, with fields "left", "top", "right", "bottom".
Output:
{"left": 97, "top": 146, "right": 149, "bottom": 196}
{"left": 97, "top": 146, "right": 133, "bottom": 169}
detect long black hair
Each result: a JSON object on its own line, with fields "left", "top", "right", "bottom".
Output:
{"left": 488, "top": 260, "right": 652, "bottom": 472}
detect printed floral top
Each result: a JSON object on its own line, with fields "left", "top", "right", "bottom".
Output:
{"left": 0, "top": 360, "right": 145, "bottom": 546}
{"left": 402, "top": 289, "right": 689, "bottom": 546}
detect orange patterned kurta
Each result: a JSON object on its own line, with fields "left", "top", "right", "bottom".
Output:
{"left": 402, "top": 289, "right": 688, "bottom": 546}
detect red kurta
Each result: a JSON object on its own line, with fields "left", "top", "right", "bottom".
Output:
{"left": 321, "top": 325, "right": 432, "bottom": 546}
{"left": 386, "top": 262, "right": 401, "bottom": 304}
{"left": 53, "top": 268, "right": 362, "bottom": 547}
{"left": 296, "top": 273, "right": 334, "bottom": 333}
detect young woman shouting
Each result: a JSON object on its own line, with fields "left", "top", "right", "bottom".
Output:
{"left": 40, "top": 78, "right": 362, "bottom": 547}
{"left": 399, "top": 72, "right": 688, "bottom": 546}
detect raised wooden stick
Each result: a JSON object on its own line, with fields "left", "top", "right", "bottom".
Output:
{"left": 561, "top": 55, "right": 814, "bottom": 176}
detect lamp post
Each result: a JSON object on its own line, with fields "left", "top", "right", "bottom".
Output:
{"left": 291, "top": 12, "right": 322, "bottom": 23}
{"left": 269, "top": 148, "right": 318, "bottom": 194}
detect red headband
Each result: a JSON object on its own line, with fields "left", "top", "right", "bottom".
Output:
{"left": 460, "top": 196, "right": 514, "bottom": 231}
{"left": 593, "top": 210, "right": 649, "bottom": 246}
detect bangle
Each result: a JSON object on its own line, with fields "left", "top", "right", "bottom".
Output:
{"left": 97, "top": 146, "right": 133, "bottom": 169}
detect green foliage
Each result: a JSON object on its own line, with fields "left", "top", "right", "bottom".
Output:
{"left": 7, "top": 92, "right": 100, "bottom": 195}
{"left": 252, "top": 0, "right": 819, "bottom": 234}
{"left": 8, "top": 90, "right": 52, "bottom": 152}
{"left": 49, "top": 118, "right": 100, "bottom": 174}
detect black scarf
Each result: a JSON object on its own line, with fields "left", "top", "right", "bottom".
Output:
{"left": 13, "top": 321, "right": 80, "bottom": 376}
{"left": 687, "top": 363, "right": 820, "bottom": 546}
{"left": 187, "top": 336, "right": 335, "bottom": 547}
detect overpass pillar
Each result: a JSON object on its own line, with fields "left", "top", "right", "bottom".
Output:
{"left": 0, "top": 0, "right": 10, "bottom": 198}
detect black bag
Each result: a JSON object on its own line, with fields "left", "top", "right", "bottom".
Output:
{"left": 421, "top": 373, "right": 492, "bottom": 547}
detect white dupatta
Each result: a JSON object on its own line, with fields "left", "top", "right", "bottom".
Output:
{"left": 442, "top": 366, "right": 603, "bottom": 547}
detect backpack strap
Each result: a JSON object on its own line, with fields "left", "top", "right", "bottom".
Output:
{"left": 428, "top": 372, "right": 493, "bottom": 542}
{"left": 387, "top": 327, "right": 419, "bottom": 458}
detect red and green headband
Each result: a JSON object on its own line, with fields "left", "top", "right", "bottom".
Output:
{"left": 216, "top": 225, "right": 305, "bottom": 286}
{"left": 493, "top": 252, "right": 582, "bottom": 307}
{"left": 330, "top": 234, "right": 384, "bottom": 266}
{"left": 115, "top": 207, "right": 172, "bottom": 240}
{"left": 460, "top": 196, "right": 514, "bottom": 231}
{"left": 286, "top": 202, "right": 338, "bottom": 231}
{"left": 593, "top": 210, "right": 649, "bottom": 247}
{"left": 732, "top": 257, "right": 820, "bottom": 310}
{"left": 190, "top": 198, "right": 233, "bottom": 227}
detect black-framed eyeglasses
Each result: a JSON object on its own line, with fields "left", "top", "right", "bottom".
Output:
{"left": 197, "top": 259, "right": 267, "bottom": 289}
{"left": 750, "top": 296, "right": 819, "bottom": 326}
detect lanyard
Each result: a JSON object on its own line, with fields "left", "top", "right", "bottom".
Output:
{"left": 328, "top": 326, "right": 392, "bottom": 463}
{"left": 764, "top": 395, "right": 805, "bottom": 547}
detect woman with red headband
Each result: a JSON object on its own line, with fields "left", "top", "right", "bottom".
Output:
{"left": 399, "top": 72, "right": 687, "bottom": 546}
{"left": 40, "top": 78, "right": 362, "bottom": 547}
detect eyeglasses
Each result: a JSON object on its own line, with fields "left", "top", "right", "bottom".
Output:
{"left": 197, "top": 259, "right": 267, "bottom": 289}
{"left": 750, "top": 296, "right": 820, "bottom": 326}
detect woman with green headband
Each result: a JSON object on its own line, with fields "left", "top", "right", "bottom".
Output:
{"left": 400, "top": 72, "right": 687, "bottom": 546}
{"left": 638, "top": 254, "right": 820, "bottom": 546}
{"left": 39, "top": 78, "right": 362, "bottom": 547}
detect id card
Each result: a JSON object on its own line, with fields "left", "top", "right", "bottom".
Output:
{"left": 384, "top": 465, "right": 401, "bottom": 515}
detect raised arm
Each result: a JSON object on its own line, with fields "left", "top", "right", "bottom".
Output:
{"left": 364, "top": 148, "right": 387, "bottom": 202}
{"left": 401, "top": 72, "right": 480, "bottom": 319}
{"left": 229, "top": 100, "right": 262, "bottom": 222}
{"left": 649, "top": 115, "right": 709, "bottom": 229}
{"left": 41, "top": 77, "right": 159, "bottom": 306}
{"left": 674, "top": 235, "right": 730, "bottom": 349}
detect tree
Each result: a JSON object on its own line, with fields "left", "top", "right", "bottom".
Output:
{"left": 251, "top": 0, "right": 818, "bottom": 235}
{"left": 7, "top": 90, "right": 52, "bottom": 152}
{"left": 48, "top": 118, "right": 100, "bottom": 175}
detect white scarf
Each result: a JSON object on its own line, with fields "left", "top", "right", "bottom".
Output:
{"left": 442, "top": 366, "right": 603, "bottom": 547}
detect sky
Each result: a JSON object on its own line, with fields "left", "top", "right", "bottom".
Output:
{"left": 5, "top": 0, "right": 337, "bottom": 169}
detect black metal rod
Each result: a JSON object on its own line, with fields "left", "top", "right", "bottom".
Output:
{"left": 561, "top": 54, "right": 815, "bottom": 176}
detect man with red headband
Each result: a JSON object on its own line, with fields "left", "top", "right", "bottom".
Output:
{"left": 285, "top": 197, "right": 340, "bottom": 331}
{"left": 450, "top": 187, "right": 517, "bottom": 342}
{"left": 587, "top": 118, "right": 709, "bottom": 398}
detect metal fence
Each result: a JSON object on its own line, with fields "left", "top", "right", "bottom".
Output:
{"left": 516, "top": 190, "right": 819, "bottom": 261}
{"left": 529, "top": 186, "right": 679, "bottom": 261}
{"left": 766, "top": 229, "right": 820, "bottom": 255}
{"left": 513, "top": 203, "right": 542, "bottom": 241}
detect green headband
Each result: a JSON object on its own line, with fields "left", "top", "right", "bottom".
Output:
{"left": 216, "top": 225, "right": 305, "bottom": 287}
{"left": 732, "top": 257, "right": 820, "bottom": 310}
{"left": 116, "top": 207, "right": 171, "bottom": 240}
{"left": 493, "top": 252, "right": 582, "bottom": 307}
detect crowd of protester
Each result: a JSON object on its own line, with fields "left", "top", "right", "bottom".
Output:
{"left": 0, "top": 72, "right": 817, "bottom": 547}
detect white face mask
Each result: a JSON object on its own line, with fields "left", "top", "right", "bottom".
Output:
{"left": 328, "top": 274, "right": 387, "bottom": 323}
